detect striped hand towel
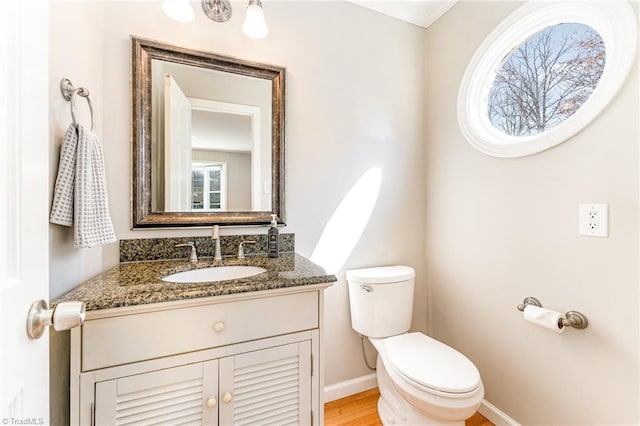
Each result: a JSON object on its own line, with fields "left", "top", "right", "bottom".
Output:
{"left": 50, "top": 124, "right": 116, "bottom": 248}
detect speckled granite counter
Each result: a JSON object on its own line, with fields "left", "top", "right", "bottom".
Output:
{"left": 53, "top": 253, "right": 336, "bottom": 311}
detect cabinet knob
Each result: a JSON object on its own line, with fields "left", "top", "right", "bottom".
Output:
{"left": 205, "top": 396, "right": 217, "bottom": 408}
{"left": 222, "top": 392, "right": 233, "bottom": 404}
{"left": 214, "top": 321, "right": 225, "bottom": 332}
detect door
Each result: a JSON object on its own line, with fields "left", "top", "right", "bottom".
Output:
{"left": 164, "top": 74, "right": 192, "bottom": 212}
{"left": 219, "top": 341, "right": 312, "bottom": 426}
{"left": 0, "top": 0, "right": 51, "bottom": 422}
{"left": 95, "top": 361, "right": 218, "bottom": 426}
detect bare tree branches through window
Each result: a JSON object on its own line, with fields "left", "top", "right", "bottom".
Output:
{"left": 488, "top": 23, "right": 606, "bottom": 136}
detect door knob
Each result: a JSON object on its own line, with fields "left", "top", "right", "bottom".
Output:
{"left": 222, "top": 392, "right": 233, "bottom": 404}
{"left": 27, "top": 300, "right": 86, "bottom": 339}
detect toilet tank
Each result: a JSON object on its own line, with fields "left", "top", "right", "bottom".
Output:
{"left": 346, "top": 265, "right": 415, "bottom": 338}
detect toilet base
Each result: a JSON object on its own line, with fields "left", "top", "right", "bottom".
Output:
{"left": 376, "top": 357, "right": 465, "bottom": 426}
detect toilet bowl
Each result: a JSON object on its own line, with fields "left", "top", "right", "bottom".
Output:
{"left": 371, "top": 333, "right": 484, "bottom": 425}
{"left": 346, "top": 266, "right": 484, "bottom": 425}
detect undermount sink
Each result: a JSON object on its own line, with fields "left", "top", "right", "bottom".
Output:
{"left": 162, "top": 266, "right": 267, "bottom": 283}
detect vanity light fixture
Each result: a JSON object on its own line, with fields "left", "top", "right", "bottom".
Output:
{"left": 242, "top": 0, "right": 269, "bottom": 39}
{"left": 163, "top": 0, "right": 269, "bottom": 39}
{"left": 202, "top": 0, "right": 232, "bottom": 23}
{"left": 162, "top": 0, "right": 195, "bottom": 23}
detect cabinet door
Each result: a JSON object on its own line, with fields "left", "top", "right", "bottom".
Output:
{"left": 95, "top": 361, "right": 218, "bottom": 426}
{"left": 219, "top": 341, "right": 312, "bottom": 426}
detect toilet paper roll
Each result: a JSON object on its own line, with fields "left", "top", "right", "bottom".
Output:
{"left": 523, "top": 305, "right": 564, "bottom": 333}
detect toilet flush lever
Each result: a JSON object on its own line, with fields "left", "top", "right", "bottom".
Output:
{"left": 361, "top": 285, "right": 373, "bottom": 293}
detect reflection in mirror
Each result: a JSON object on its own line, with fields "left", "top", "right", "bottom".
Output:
{"left": 132, "top": 37, "right": 285, "bottom": 228}
{"left": 152, "top": 61, "right": 272, "bottom": 213}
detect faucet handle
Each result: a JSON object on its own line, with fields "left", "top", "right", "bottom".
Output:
{"left": 176, "top": 242, "right": 198, "bottom": 263}
{"left": 237, "top": 240, "right": 257, "bottom": 260}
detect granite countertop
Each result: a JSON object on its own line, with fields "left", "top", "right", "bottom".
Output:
{"left": 53, "top": 253, "right": 336, "bottom": 312}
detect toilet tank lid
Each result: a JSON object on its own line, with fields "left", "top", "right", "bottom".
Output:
{"left": 346, "top": 265, "right": 414, "bottom": 284}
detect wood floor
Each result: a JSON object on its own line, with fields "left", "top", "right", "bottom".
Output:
{"left": 324, "top": 388, "right": 493, "bottom": 426}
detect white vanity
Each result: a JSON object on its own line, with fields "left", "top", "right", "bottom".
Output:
{"left": 57, "top": 253, "right": 335, "bottom": 426}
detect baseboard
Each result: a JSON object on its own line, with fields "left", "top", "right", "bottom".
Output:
{"left": 323, "top": 373, "right": 378, "bottom": 402}
{"left": 479, "top": 399, "right": 520, "bottom": 426}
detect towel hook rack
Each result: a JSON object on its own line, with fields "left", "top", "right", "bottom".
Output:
{"left": 60, "top": 78, "right": 95, "bottom": 132}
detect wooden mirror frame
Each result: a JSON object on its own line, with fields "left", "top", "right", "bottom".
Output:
{"left": 131, "top": 36, "right": 285, "bottom": 228}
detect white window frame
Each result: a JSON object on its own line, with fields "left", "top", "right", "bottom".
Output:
{"left": 457, "top": 1, "right": 637, "bottom": 158}
{"left": 192, "top": 162, "right": 227, "bottom": 212}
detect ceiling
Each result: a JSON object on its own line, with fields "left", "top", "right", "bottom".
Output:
{"left": 346, "top": 1, "right": 457, "bottom": 28}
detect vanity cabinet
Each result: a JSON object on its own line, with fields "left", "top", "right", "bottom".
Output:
{"left": 94, "top": 341, "right": 311, "bottom": 425}
{"left": 95, "top": 360, "right": 219, "bottom": 425}
{"left": 70, "top": 288, "right": 327, "bottom": 426}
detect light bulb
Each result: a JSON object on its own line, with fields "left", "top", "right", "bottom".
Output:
{"left": 162, "top": 0, "right": 195, "bottom": 23}
{"left": 242, "top": 1, "right": 269, "bottom": 39}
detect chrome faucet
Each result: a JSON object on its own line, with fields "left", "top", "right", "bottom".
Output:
{"left": 175, "top": 242, "right": 198, "bottom": 263}
{"left": 211, "top": 225, "right": 222, "bottom": 261}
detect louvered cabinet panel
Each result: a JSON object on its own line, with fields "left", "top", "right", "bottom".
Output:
{"left": 95, "top": 361, "right": 218, "bottom": 426}
{"left": 219, "top": 341, "right": 312, "bottom": 426}
{"left": 70, "top": 288, "right": 328, "bottom": 426}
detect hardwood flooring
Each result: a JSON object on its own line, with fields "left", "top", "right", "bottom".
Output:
{"left": 324, "top": 388, "right": 493, "bottom": 426}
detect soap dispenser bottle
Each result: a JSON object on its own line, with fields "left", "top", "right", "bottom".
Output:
{"left": 268, "top": 214, "right": 279, "bottom": 258}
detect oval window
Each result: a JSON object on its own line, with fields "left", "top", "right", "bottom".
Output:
{"left": 458, "top": 2, "right": 637, "bottom": 158}
{"left": 488, "top": 23, "right": 605, "bottom": 137}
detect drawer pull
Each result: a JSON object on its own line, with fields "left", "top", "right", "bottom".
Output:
{"left": 206, "top": 397, "right": 217, "bottom": 408}
{"left": 214, "top": 321, "right": 225, "bottom": 332}
{"left": 222, "top": 392, "right": 233, "bottom": 404}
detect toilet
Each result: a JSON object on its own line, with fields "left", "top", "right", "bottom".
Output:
{"left": 346, "top": 265, "right": 484, "bottom": 425}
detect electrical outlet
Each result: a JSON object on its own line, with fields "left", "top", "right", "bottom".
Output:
{"left": 579, "top": 204, "right": 608, "bottom": 237}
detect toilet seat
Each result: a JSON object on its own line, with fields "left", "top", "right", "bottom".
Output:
{"left": 374, "top": 333, "right": 481, "bottom": 396}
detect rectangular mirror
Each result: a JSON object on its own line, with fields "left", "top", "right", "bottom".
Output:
{"left": 131, "top": 37, "right": 285, "bottom": 228}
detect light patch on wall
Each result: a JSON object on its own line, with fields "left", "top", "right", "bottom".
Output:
{"left": 311, "top": 167, "right": 382, "bottom": 274}
{"left": 360, "top": 116, "right": 394, "bottom": 144}
{"left": 358, "top": 96, "right": 395, "bottom": 143}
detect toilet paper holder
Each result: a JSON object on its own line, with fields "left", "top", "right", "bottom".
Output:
{"left": 516, "top": 297, "right": 589, "bottom": 330}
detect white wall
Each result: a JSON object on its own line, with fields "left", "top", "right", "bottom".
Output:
{"left": 49, "top": 1, "right": 425, "bottom": 422}
{"left": 425, "top": 1, "right": 639, "bottom": 424}
{"left": 191, "top": 111, "right": 252, "bottom": 152}
{"left": 49, "top": 3, "right": 108, "bottom": 300}
{"left": 49, "top": 5, "right": 106, "bottom": 424}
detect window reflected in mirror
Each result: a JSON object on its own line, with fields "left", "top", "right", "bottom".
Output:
{"left": 191, "top": 163, "right": 226, "bottom": 211}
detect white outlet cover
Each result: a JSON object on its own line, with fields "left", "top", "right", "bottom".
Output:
{"left": 579, "top": 204, "right": 608, "bottom": 237}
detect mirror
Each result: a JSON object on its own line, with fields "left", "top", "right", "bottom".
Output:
{"left": 131, "top": 36, "right": 285, "bottom": 228}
